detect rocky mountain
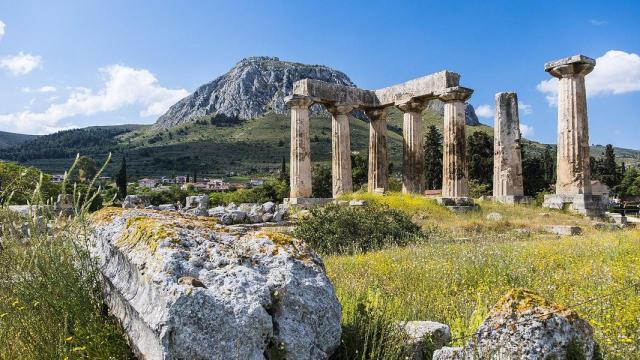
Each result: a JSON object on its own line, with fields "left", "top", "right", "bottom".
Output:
{"left": 155, "top": 56, "right": 480, "bottom": 128}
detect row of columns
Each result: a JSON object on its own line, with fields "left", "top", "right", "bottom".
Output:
{"left": 287, "top": 87, "right": 473, "bottom": 199}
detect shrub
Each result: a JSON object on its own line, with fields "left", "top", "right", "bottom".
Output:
{"left": 294, "top": 203, "right": 425, "bottom": 255}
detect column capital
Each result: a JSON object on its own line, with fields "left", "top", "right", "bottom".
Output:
{"left": 544, "top": 54, "right": 595, "bottom": 78}
{"left": 326, "top": 104, "right": 355, "bottom": 116}
{"left": 396, "top": 98, "right": 428, "bottom": 113}
{"left": 364, "top": 107, "right": 388, "bottom": 121}
{"left": 285, "top": 95, "right": 314, "bottom": 109}
{"left": 438, "top": 86, "right": 473, "bottom": 103}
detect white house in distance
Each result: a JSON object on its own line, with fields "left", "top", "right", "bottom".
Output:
{"left": 208, "top": 179, "right": 231, "bottom": 192}
{"left": 175, "top": 175, "right": 188, "bottom": 184}
{"left": 51, "top": 174, "right": 65, "bottom": 183}
{"left": 138, "top": 178, "right": 157, "bottom": 188}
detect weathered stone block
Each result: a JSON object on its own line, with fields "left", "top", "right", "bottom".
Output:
{"left": 89, "top": 208, "right": 341, "bottom": 360}
{"left": 544, "top": 225, "right": 582, "bottom": 236}
{"left": 398, "top": 321, "right": 451, "bottom": 359}
{"left": 433, "top": 289, "right": 596, "bottom": 359}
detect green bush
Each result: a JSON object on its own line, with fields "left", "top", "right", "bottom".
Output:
{"left": 209, "top": 179, "right": 288, "bottom": 206}
{"left": 294, "top": 203, "right": 425, "bottom": 255}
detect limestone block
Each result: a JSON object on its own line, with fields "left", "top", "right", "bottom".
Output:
{"left": 158, "top": 204, "right": 177, "bottom": 212}
{"left": 122, "top": 195, "right": 149, "bottom": 209}
{"left": 398, "top": 321, "right": 451, "bottom": 359}
{"left": 544, "top": 225, "right": 582, "bottom": 236}
{"left": 485, "top": 212, "right": 503, "bottom": 221}
{"left": 433, "top": 289, "right": 596, "bottom": 359}
{"left": 89, "top": 208, "right": 342, "bottom": 360}
{"left": 186, "top": 195, "right": 209, "bottom": 210}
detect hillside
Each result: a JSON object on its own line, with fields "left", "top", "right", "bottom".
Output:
{"left": 2, "top": 107, "right": 637, "bottom": 179}
{"left": 0, "top": 131, "right": 38, "bottom": 149}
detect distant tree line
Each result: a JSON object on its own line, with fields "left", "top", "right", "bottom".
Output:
{"left": 0, "top": 127, "right": 130, "bottom": 162}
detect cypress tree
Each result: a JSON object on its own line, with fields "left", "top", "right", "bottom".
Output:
{"left": 423, "top": 125, "right": 443, "bottom": 190}
{"left": 115, "top": 156, "right": 127, "bottom": 200}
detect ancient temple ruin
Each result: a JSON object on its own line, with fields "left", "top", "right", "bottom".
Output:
{"left": 542, "top": 55, "right": 605, "bottom": 217}
{"left": 492, "top": 92, "right": 530, "bottom": 204}
{"left": 284, "top": 71, "right": 474, "bottom": 204}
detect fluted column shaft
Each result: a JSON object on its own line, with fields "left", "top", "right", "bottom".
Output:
{"left": 550, "top": 62, "right": 594, "bottom": 195}
{"left": 398, "top": 100, "right": 427, "bottom": 194}
{"left": 286, "top": 96, "right": 314, "bottom": 198}
{"left": 366, "top": 108, "right": 388, "bottom": 192}
{"left": 493, "top": 92, "right": 524, "bottom": 197}
{"left": 328, "top": 105, "right": 354, "bottom": 197}
{"left": 440, "top": 87, "right": 473, "bottom": 198}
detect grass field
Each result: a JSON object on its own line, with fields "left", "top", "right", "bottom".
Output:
{"left": 326, "top": 193, "right": 640, "bottom": 358}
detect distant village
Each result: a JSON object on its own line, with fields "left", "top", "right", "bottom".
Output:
{"left": 51, "top": 173, "right": 266, "bottom": 193}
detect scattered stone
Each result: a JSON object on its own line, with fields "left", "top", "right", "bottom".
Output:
{"left": 230, "top": 210, "right": 247, "bottom": 223}
{"left": 398, "top": 321, "right": 451, "bottom": 359}
{"left": 515, "top": 228, "right": 531, "bottom": 236}
{"left": 262, "top": 212, "right": 274, "bottom": 223}
{"left": 89, "top": 208, "right": 341, "bottom": 359}
{"left": 607, "top": 213, "right": 628, "bottom": 226}
{"left": 348, "top": 200, "right": 366, "bottom": 206}
{"left": 485, "top": 212, "right": 502, "bottom": 221}
{"left": 433, "top": 288, "right": 596, "bottom": 359}
{"left": 186, "top": 195, "right": 209, "bottom": 210}
{"left": 225, "top": 203, "right": 238, "bottom": 211}
{"left": 158, "top": 204, "right": 176, "bottom": 211}
{"left": 373, "top": 187, "right": 385, "bottom": 195}
{"left": 262, "top": 201, "right": 276, "bottom": 213}
{"left": 544, "top": 225, "right": 582, "bottom": 236}
{"left": 122, "top": 195, "right": 149, "bottom": 209}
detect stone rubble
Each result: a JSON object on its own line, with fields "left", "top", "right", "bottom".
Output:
{"left": 398, "top": 321, "right": 451, "bottom": 359}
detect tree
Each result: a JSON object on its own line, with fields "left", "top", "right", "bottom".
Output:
{"left": 423, "top": 125, "right": 443, "bottom": 190}
{"left": 600, "top": 144, "right": 620, "bottom": 188}
{"left": 351, "top": 152, "right": 368, "bottom": 191}
{"left": 68, "top": 156, "right": 97, "bottom": 184}
{"left": 312, "top": 164, "right": 332, "bottom": 198}
{"left": 115, "top": 156, "right": 127, "bottom": 200}
{"left": 541, "top": 146, "right": 556, "bottom": 185}
{"left": 614, "top": 166, "right": 640, "bottom": 197}
{"left": 279, "top": 156, "right": 287, "bottom": 182}
{"left": 466, "top": 131, "right": 493, "bottom": 185}
{"left": 522, "top": 155, "right": 547, "bottom": 196}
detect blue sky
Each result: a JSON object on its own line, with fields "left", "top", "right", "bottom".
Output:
{"left": 0, "top": 0, "right": 638, "bottom": 149}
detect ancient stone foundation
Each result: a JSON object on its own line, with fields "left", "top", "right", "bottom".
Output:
{"left": 541, "top": 55, "right": 605, "bottom": 217}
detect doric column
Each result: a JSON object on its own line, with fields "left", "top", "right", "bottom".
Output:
{"left": 366, "top": 107, "right": 388, "bottom": 193}
{"left": 439, "top": 87, "right": 473, "bottom": 198}
{"left": 493, "top": 92, "right": 524, "bottom": 197}
{"left": 327, "top": 104, "right": 354, "bottom": 197}
{"left": 285, "top": 95, "right": 314, "bottom": 198}
{"left": 397, "top": 99, "right": 427, "bottom": 194}
{"left": 545, "top": 55, "right": 595, "bottom": 195}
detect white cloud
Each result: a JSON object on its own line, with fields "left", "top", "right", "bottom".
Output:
{"left": 0, "top": 52, "right": 42, "bottom": 75}
{"left": 0, "top": 64, "right": 189, "bottom": 134}
{"left": 0, "top": 21, "right": 5, "bottom": 40}
{"left": 22, "top": 85, "right": 57, "bottom": 93}
{"left": 520, "top": 123, "right": 534, "bottom": 138}
{"left": 518, "top": 101, "right": 533, "bottom": 115}
{"left": 537, "top": 50, "right": 640, "bottom": 106}
{"left": 475, "top": 104, "right": 494, "bottom": 118}
{"left": 589, "top": 19, "right": 607, "bottom": 26}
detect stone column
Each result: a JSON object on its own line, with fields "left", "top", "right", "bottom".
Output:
{"left": 440, "top": 87, "right": 473, "bottom": 198}
{"left": 286, "top": 95, "right": 314, "bottom": 198}
{"left": 545, "top": 55, "right": 596, "bottom": 195}
{"left": 366, "top": 107, "right": 388, "bottom": 193}
{"left": 397, "top": 99, "right": 427, "bottom": 194}
{"left": 327, "top": 105, "right": 354, "bottom": 197}
{"left": 493, "top": 92, "right": 525, "bottom": 199}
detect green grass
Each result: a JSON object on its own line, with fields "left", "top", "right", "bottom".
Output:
{"left": 324, "top": 193, "right": 640, "bottom": 359}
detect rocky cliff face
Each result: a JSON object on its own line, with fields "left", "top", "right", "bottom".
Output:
{"left": 155, "top": 56, "right": 479, "bottom": 129}
{"left": 425, "top": 100, "right": 480, "bottom": 126}
{"left": 155, "top": 56, "right": 355, "bottom": 129}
